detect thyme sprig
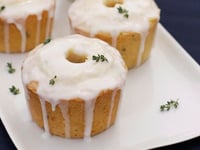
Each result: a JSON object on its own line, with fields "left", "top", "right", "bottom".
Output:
{"left": 43, "top": 38, "right": 51, "bottom": 45}
{"left": 9, "top": 85, "right": 20, "bottom": 95}
{"left": 0, "top": 6, "right": 5, "bottom": 13}
{"left": 92, "top": 54, "right": 108, "bottom": 63}
{"left": 160, "top": 99, "right": 179, "bottom": 112}
{"left": 117, "top": 6, "right": 129, "bottom": 18}
{"left": 7, "top": 62, "right": 16, "bottom": 74}
{"left": 49, "top": 75, "right": 57, "bottom": 85}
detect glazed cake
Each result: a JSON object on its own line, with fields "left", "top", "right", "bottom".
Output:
{"left": 68, "top": 0, "right": 160, "bottom": 69}
{"left": 0, "top": 0, "right": 55, "bottom": 53}
{"left": 21, "top": 35, "right": 127, "bottom": 138}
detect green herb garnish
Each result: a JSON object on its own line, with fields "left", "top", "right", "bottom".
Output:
{"left": 160, "top": 99, "right": 179, "bottom": 111}
{"left": 117, "top": 6, "right": 129, "bottom": 18}
{"left": 0, "top": 6, "right": 5, "bottom": 13}
{"left": 92, "top": 54, "right": 108, "bottom": 62}
{"left": 7, "top": 62, "right": 16, "bottom": 74}
{"left": 49, "top": 75, "right": 57, "bottom": 85}
{"left": 9, "top": 85, "right": 20, "bottom": 95}
{"left": 43, "top": 38, "right": 51, "bottom": 45}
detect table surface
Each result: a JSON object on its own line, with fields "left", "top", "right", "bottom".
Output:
{"left": 0, "top": 0, "right": 200, "bottom": 150}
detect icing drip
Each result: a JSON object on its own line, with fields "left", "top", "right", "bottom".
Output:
{"left": 14, "top": 21, "right": 26, "bottom": 52}
{"left": 84, "top": 99, "right": 96, "bottom": 138}
{"left": 59, "top": 103, "right": 70, "bottom": 138}
{"left": 136, "top": 31, "right": 148, "bottom": 66}
{"left": 107, "top": 89, "right": 117, "bottom": 128}
{"left": 50, "top": 101, "right": 57, "bottom": 112}
{"left": 111, "top": 31, "right": 118, "bottom": 48}
{"left": 4, "top": 22, "right": 9, "bottom": 53}
{"left": 45, "top": 12, "right": 51, "bottom": 39}
{"left": 21, "top": 22, "right": 26, "bottom": 52}
{"left": 45, "top": 4, "right": 55, "bottom": 39}
{"left": 39, "top": 98, "right": 50, "bottom": 135}
{"left": 35, "top": 14, "right": 42, "bottom": 46}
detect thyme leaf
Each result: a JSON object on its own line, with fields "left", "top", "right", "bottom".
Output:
{"left": 0, "top": 6, "right": 5, "bottom": 13}
{"left": 9, "top": 85, "right": 20, "bottom": 95}
{"left": 160, "top": 99, "right": 179, "bottom": 112}
{"left": 7, "top": 62, "right": 16, "bottom": 74}
{"left": 49, "top": 75, "right": 57, "bottom": 85}
{"left": 117, "top": 6, "right": 129, "bottom": 18}
{"left": 92, "top": 54, "right": 108, "bottom": 63}
{"left": 43, "top": 38, "right": 51, "bottom": 45}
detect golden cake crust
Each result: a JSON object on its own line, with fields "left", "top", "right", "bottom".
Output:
{"left": 27, "top": 81, "right": 121, "bottom": 138}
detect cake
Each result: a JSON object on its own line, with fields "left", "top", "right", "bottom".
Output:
{"left": 0, "top": 0, "right": 55, "bottom": 53}
{"left": 21, "top": 34, "right": 127, "bottom": 138}
{"left": 68, "top": 0, "right": 160, "bottom": 69}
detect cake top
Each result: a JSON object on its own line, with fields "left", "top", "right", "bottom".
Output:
{"left": 68, "top": 0, "right": 160, "bottom": 35}
{"left": 0, "top": 0, "right": 55, "bottom": 20}
{"left": 22, "top": 35, "right": 127, "bottom": 103}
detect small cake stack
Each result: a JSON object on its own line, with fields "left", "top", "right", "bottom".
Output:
{"left": 68, "top": 0, "right": 160, "bottom": 69}
{"left": 21, "top": 35, "right": 127, "bottom": 138}
{"left": 0, "top": 0, "right": 55, "bottom": 53}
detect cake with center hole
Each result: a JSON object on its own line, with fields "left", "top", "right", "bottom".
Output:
{"left": 21, "top": 34, "right": 127, "bottom": 138}
{"left": 68, "top": 0, "right": 160, "bottom": 69}
{"left": 0, "top": 0, "right": 55, "bottom": 53}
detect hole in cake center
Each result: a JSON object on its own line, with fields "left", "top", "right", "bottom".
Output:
{"left": 66, "top": 49, "right": 87, "bottom": 63}
{"left": 103, "top": 0, "right": 124, "bottom": 7}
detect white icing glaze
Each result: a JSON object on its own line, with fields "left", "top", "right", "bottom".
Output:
{"left": 22, "top": 34, "right": 127, "bottom": 137}
{"left": 22, "top": 34, "right": 127, "bottom": 101}
{"left": 0, "top": 0, "right": 55, "bottom": 52}
{"left": 68, "top": 0, "right": 160, "bottom": 65}
{"left": 0, "top": 0, "right": 54, "bottom": 19}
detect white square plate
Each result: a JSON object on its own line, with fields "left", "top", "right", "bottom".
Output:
{"left": 0, "top": 0, "right": 200, "bottom": 149}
